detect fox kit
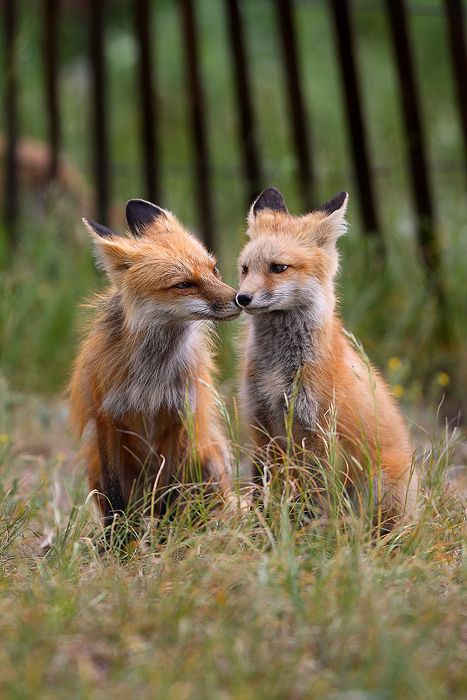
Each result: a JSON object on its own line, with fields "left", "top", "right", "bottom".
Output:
{"left": 70, "top": 199, "right": 240, "bottom": 525}
{"left": 236, "top": 187, "right": 417, "bottom": 526}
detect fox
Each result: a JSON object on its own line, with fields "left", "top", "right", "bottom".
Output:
{"left": 69, "top": 198, "right": 240, "bottom": 526}
{"left": 236, "top": 187, "right": 417, "bottom": 527}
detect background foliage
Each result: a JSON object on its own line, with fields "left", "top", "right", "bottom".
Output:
{"left": 1, "top": 0, "right": 466, "bottom": 401}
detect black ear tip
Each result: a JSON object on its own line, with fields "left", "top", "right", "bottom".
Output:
{"left": 126, "top": 198, "right": 165, "bottom": 236}
{"left": 262, "top": 186, "right": 282, "bottom": 197}
{"left": 83, "top": 217, "right": 116, "bottom": 239}
{"left": 125, "top": 197, "right": 148, "bottom": 213}
{"left": 319, "top": 191, "right": 348, "bottom": 215}
{"left": 125, "top": 198, "right": 149, "bottom": 222}
{"left": 252, "top": 187, "right": 288, "bottom": 216}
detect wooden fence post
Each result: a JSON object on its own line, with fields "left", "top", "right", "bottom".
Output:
{"left": 43, "top": 0, "right": 60, "bottom": 181}
{"left": 224, "top": 0, "right": 262, "bottom": 206}
{"left": 89, "top": 0, "right": 109, "bottom": 224}
{"left": 329, "top": 0, "right": 380, "bottom": 235}
{"left": 385, "top": 0, "right": 450, "bottom": 346}
{"left": 275, "top": 0, "right": 314, "bottom": 211}
{"left": 179, "top": 0, "right": 214, "bottom": 249}
{"left": 4, "top": 0, "right": 19, "bottom": 245}
{"left": 385, "top": 0, "right": 438, "bottom": 272}
{"left": 135, "top": 0, "right": 160, "bottom": 203}
{"left": 443, "top": 0, "right": 467, "bottom": 186}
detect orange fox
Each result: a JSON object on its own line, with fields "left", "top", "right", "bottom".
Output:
{"left": 70, "top": 199, "right": 240, "bottom": 525}
{"left": 236, "top": 188, "right": 417, "bottom": 526}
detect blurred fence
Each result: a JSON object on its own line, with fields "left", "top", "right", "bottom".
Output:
{"left": 3, "top": 0, "right": 467, "bottom": 284}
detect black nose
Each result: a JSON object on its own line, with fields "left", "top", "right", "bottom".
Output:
{"left": 236, "top": 293, "right": 253, "bottom": 307}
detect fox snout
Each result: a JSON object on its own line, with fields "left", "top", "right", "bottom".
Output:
{"left": 235, "top": 287, "right": 272, "bottom": 313}
{"left": 235, "top": 274, "right": 274, "bottom": 313}
{"left": 207, "top": 281, "right": 241, "bottom": 320}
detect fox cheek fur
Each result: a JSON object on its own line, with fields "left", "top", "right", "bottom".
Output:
{"left": 238, "top": 187, "right": 417, "bottom": 528}
{"left": 69, "top": 198, "right": 238, "bottom": 526}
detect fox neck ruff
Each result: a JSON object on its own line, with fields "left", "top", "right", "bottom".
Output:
{"left": 245, "top": 307, "right": 334, "bottom": 435}
{"left": 250, "top": 306, "right": 329, "bottom": 376}
{"left": 100, "top": 293, "right": 206, "bottom": 418}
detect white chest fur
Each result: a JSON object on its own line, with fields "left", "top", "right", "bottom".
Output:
{"left": 102, "top": 321, "right": 203, "bottom": 418}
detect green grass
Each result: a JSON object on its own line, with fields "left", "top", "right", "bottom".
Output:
{"left": 0, "top": 386, "right": 465, "bottom": 699}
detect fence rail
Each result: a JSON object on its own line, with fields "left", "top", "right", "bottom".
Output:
{"left": 3, "top": 0, "right": 467, "bottom": 293}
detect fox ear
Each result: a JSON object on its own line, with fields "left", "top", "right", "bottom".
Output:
{"left": 248, "top": 187, "right": 288, "bottom": 223}
{"left": 126, "top": 198, "right": 167, "bottom": 236}
{"left": 83, "top": 218, "right": 116, "bottom": 239}
{"left": 312, "top": 191, "right": 349, "bottom": 249}
{"left": 83, "top": 217, "right": 137, "bottom": 284}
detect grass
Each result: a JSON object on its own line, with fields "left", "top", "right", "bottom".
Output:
{"left": 0, "top": 2, "right": 466, "bottom": 697}
{"left": 0, "top": 384, "right": 465, "bottom": 699}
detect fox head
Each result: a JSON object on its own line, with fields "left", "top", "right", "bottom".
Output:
{"left": 236, "top": 187, "right": 349, "bottom": 325}
{"left": 84, "top": 199, "right": 240, "bottom": 329}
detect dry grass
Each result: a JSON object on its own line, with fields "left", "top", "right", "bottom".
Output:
{"left": 0, "top": 384, "right": 465, "bottom": 699}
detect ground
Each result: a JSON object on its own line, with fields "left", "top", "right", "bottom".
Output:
{"left": 0, "top": 384, "right": 465, "bottom": 700}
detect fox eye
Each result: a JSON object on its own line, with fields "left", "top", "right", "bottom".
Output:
{"left": 213, "top": 265, "right": 220, "bottom": 276}
{"left": 241, "top": 264, "right": 248, "bottom": 275}
{"left": 174, "top": 281, "right": 196, "bottom": 289}
{"left": 270, "top": 263, "right": 288, "bottom": 274}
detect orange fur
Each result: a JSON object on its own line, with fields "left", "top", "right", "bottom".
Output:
{"left": 237, "top": 189, "right": 417, "bottom": 526}
{"left": 70, "top": 200, "right": 239, "bottom": 524}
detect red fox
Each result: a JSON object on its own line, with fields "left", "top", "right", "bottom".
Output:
{"left": 236, "top": 187, "right": 417, "bottom": 526}
{"left": 70, "top": 199, "right": 240, "bottom": 525}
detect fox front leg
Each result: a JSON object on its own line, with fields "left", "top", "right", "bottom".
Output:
{"left": 95, "top": 416, "right": 126, "bottom": 528}
{"left": 289, "top": 385, "right": 319, "bottom": 432}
